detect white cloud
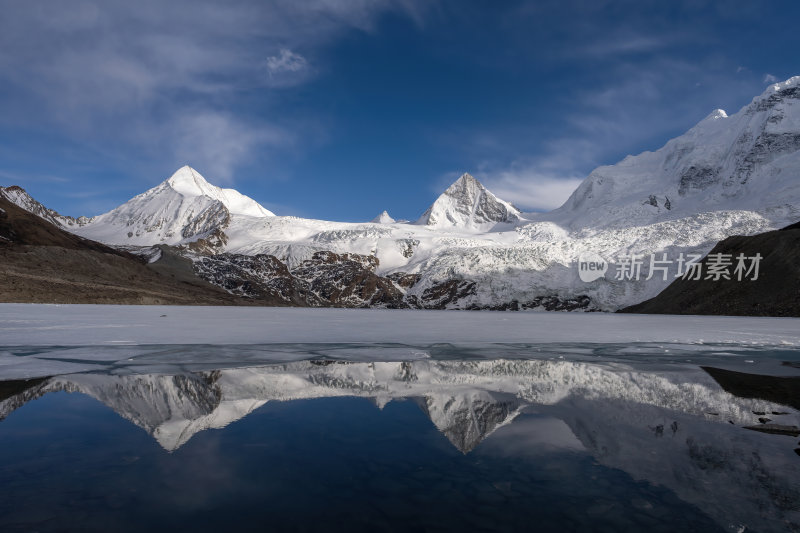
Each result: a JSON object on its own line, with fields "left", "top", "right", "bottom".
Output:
{"left": 265, "top": 49, "right": 308, "bottom": 75}
{"left": 478, "top": 165, "right": 584, "bottom": 212}
{"left": 763, "top": 73, "right": 779, "bottom": 83}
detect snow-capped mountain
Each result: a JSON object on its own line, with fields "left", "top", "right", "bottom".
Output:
{"left": 417, "top": 172, "right": 520, "bottom": 229}
{"left": 5, "top": 78, "right": 800, "bottom": 310}
{"left": 72, "top": 166, "right": 274, "bottom": 246}
{"left": 549, "top": 77, "right": 800, "bottom": 229}
{"left": 371, "top": 210, "right": 396, "bottom": 224}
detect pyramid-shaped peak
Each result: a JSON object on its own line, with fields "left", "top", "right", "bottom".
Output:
{"left": 417, "top": 172, "right": 520, "bottom": 228}
{"left": 72, "top": 166, "right": 275, "bottom": 246}
{"left": 371, "top": 210, "right": 396, "bottom": 224}
{"left": 159, "top": 166, "right": 274, "bottom": 218}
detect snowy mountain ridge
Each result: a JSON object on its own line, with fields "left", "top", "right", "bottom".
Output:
{"left": 550, "top": 75, "right": 800, "bottom": 229}
{"left": 0, "top": 185, "right": 90, "bottom": 228}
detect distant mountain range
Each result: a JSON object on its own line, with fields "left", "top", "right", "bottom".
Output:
{"left": 2, "top": 77, "right": 800, "bottom": 311}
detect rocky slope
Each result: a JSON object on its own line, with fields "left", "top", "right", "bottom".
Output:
{"left": 0, "top": 196, "right": 248, "bottom": 305}
{"left": 620, "top": 221, "right": 800, "bottom": 316}
{"left": 0, "top": 185, "right": 90, "bottom": 229}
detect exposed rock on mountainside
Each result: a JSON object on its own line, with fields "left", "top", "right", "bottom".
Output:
{"left": 194, "top": 253, "right": 308, "bottom": 303}
{"left": 292, "top": 251, "right": 404, "bottom": 307}
{"left": 191, "top": 250, "right": 496, "bottom": 309}
{"left": 620, "top": 221, "right": 800, "bottom": 316}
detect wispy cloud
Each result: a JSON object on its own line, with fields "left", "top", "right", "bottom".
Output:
{"left": 576, "top": 35, "right": 670, "bottom": 58}
{"left": 479, "top": 165, "right": 584, "bottom": 212}
{"left": 0, "top": 0, "right": 433, "bottom": 185}
{"left": 169, "top": 112, "right": 291, "bottom": 184}
{"left": 262, "top": 49, "right": 312, "bottom": 88}
{"left": 764, "top": 73, "right": 779, "bottom": 83}
{"left": 0, "top": 169, "right": 70, "bottom": 185}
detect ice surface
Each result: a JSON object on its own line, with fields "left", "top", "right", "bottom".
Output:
{"left": 1, "top": 304, "right": 799, "bottom": 346}
{"left": 1, "top": 304, "right": 800, "bottom": 380}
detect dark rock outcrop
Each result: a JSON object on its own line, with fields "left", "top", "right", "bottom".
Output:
{"left": 193, "top": 250, "right": 410, "bottom": 308}
{"left": 620, "top": 221, "right": 800, "bottom": 316}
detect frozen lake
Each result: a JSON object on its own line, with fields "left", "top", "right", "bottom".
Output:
{"left": 2, "top": 304, "right": 800, "bottom": 346}
{"left": 0, "top": 304, "right": 799, "bottom": 531}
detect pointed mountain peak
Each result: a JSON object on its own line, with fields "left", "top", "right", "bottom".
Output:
{"left": 371, "top": 210, "right": 396, "bottom": 224}
{"left": 417, "top": 172, "right": 520, "bottom": 229}
{"left": 443, "top": 172, "right": 483, "bottom": 194}
{"left": 687, "top": 109, "right": 728, "bottom": 134}
{"left": 452, "top": 172, "right": 479, "bottom": 185}
{"left": 157, "top": 166, "right": 273, "bottom": 218}
{"left": 166, "top": 166, "right": 214, "bottom": 197}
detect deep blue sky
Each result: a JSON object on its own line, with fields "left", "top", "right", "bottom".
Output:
{"left": 1, "top": 0, "right": 798, "bottom": 221}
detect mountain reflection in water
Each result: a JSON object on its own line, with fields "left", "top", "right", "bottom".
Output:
{"left": 0, "top": 357, "right": 798, "bottom": 532}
